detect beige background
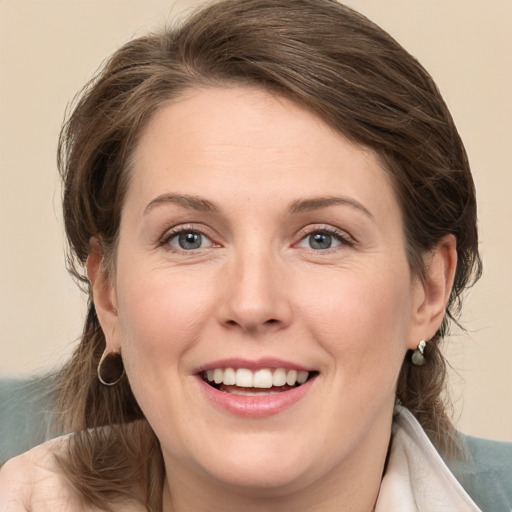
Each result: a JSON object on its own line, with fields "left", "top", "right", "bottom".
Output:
{"left": 0, "top": 0, "right": 510, "bottom": 441}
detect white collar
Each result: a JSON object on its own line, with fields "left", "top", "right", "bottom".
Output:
{"left": 375, "top": 406, "right": 482, "bottom": 511}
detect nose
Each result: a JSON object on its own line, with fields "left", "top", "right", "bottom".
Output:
{"left": 218, "top": 248, "right": 293, "bottom": 334}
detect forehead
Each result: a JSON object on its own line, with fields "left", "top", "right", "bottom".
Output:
{"left": 126, "top": 86, "right": 398, "bottom": 219}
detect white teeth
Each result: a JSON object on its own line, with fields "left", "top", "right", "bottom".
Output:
{"left": 229, "top": 389, "right": 281, "bottom": 396}
{"left": 223, "top": 368, "right": 236, "bottom": 385}
{"left": 213, "top": 368, "right": 223, "bottom": 384}
{"left": 286, "top": 369, "right": 298, "bottom": 386}
{"left": 272, "top": 368, "right": 287, "bottom": 387}
{"left": 203, "top": 367, "right": 312, "bottom": 389}
{"left": 235, "top": 368, "right": 253, "bottom": 387}
{"left": 253, "top": 369, "right": 273, "bottom": 388}
{"left": 297, "top": 371, "right": 309, "bottom": 384}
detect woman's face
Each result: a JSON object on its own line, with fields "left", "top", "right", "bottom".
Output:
{"left": 97, "top": 87, "right": 434, "bottom": 498}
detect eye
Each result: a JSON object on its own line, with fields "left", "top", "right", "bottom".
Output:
{"left": 296, "top": 228, "right": 352, "bottom": 251}
{"left": 165, "top": 230, "right": 213, "bottom": 251}
{"left": 305, "top": 232, "right": 341, "bottom": 250}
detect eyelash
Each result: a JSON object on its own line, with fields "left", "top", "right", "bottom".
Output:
{"left": 159, "top": 224, "right": 355, "bottom": 253}
{"left": 159, "top": 224, "right": 218, "bottom": 253}
{"left": 294, "top": 225, "right": 355, "bottom": 252}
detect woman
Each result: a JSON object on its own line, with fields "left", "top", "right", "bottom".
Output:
{"left": 1, "top": 0, "right": 508, "bottom": 510}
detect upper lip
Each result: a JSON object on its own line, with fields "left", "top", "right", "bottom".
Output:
{"left": 194, "top": 357, "right": 313, "bottom": 374}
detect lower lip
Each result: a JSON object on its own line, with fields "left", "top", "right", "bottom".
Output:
{"left": 196, "top": 376, "right": 317, "bottom": 418}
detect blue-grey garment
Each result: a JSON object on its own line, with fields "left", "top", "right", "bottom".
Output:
{"left": 445, "top": 434, "right": 512, "bottom": 512}
{"left": 1, "top": 377, "right": 511, "bottom": 511}
{"left": 0, "top": 376, "right": 57, "bottom": 463}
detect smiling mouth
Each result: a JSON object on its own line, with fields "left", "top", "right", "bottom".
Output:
{"left": 201, "top": 368, "right": 318, "bottom": 396}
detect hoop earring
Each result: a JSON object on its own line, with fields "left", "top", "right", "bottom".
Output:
{"left": 97, "top": 349, "right": 125, "bottom": 386}
{"left": 411, "top": 339, "right": 427, "bottom": 366}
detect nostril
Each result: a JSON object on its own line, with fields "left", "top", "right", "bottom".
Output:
{"left": 223, "top": 317, "right": 281, "bottom": 330}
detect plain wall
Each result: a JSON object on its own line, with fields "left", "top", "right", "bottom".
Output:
{"left": 0, "top": 0, "right": 511, "bottom": 441}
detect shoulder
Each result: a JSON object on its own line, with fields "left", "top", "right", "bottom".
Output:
{"left": 394, "top": 407, "right": 512, "bottom": 512}
{"left": 446, "top": 434, "right": 512, "bottom": 512}
{"left": 0, "top": 437, "right": 131, "bottom": 512}
{"left": 0, "top": 437, "right": 83, "bottom": 511}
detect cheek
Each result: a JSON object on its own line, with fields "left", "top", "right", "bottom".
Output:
{"left": 114, "top": 266, "right": 217, "bottom": 383}
{"left": 303, "top": 265, "right": 413, "bottom": 377}
{"left": 113, "top": 271, "right": 216, "bottom": 436}
{"left": 301, "top": 267, "right": 413, "bottom": 456}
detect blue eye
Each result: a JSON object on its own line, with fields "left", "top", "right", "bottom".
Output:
{"left": 168, "top": 230, "right": 210, "bottom": 250}
{"left": 309, "top": 232, "right": 336, "bottom": 250}
{"left": 297, "top": 229, "right": 346, "bottom": 250}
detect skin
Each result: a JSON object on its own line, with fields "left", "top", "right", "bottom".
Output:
{"left": 0, "top": 86, "right": 456, "bottom": 511}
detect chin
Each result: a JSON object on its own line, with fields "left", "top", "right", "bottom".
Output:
{"left": 201, "top": 457, "right": 316, "bottom": 497}
{"left": 172, "top": 427, "right": 343, "bottom": 498}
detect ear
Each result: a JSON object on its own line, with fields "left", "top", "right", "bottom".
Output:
{"left": 407, "top": 234, "right": 457, "bottom": 350}
{"left": 86, "top": 237, "right": 120, "bottom": 351}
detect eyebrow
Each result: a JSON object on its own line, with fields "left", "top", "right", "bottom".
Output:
{"left": 288, "top": 196, "right": 374, "bottom": 219}
{"left": 144, "top": 193, "right": 373, "bottom": 220}
{"left": 144, "top": 193, "right": 219, "bottom": 215}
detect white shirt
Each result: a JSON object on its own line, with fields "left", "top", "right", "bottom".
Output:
{"left": 376, "top": 406, "right": 482, "bottom": 511}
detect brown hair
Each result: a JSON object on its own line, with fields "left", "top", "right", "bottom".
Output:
{"left": 55, "top": 0, "right": 482, "bottom": 509}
